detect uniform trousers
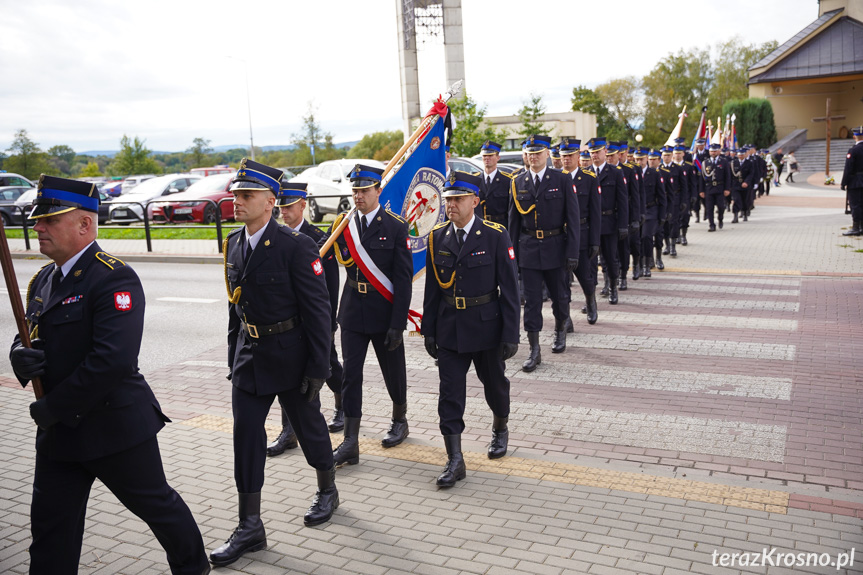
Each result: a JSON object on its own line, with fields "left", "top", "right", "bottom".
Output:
{"left": 521, "top": 267, "right": 568, "bottom": 332}
{"left": 30, "top": 437, "right": 207, "bottom": 575}
{"left": 629, "top": 228, "right": 642, "bottom": 268}
{"left": 849, "top": 188, "right": 863, "bottom": 221}
{"left": 704, "top": 193, "right": 726, "bottom": 225}
{"left": 573, "top": 247, "right": 596, "bottom": 297}
{"left": 747, "top": 186, "right": 757, "bottom": 211}
{"left": 340, "top": 328, "right": 406, "bottom": 418}
{"left": 326, "top": 335, "right": 343, "bottom": 395}
{"left": 731, "top": 188, "right": 746, "bottom": 214}
{"left": 599, "top": 233, "right": 620, "bottom": 282}
{"left": 641, "top": 218, "right": 661, "bottom": 255}
{"left": 233, "top": 385, "right": 334, "bottom": 493}
{"left": 618, "top": 235, "right": 631, "bottom": 276}
{"left": 679, "top": 202, "right": 691, "bottom": 232}
{"left": 664, "top": 193, "right": 681, "bottom": 240}
{"left": 436, "top": 347, "right": 510, "bottom": 435}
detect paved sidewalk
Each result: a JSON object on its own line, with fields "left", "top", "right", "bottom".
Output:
{"left": 1, "top": 186, "right": 862, "bottom": 574}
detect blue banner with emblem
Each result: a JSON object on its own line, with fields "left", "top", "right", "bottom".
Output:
{"left": 378, "top": 114, "right": 448, "bottom": 281}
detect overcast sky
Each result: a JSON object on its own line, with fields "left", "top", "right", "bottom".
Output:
{"left": 0, "top": 0, "right": 817, "bottom": 154}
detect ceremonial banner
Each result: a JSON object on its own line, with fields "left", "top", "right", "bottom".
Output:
{"left": 378, "top": 103, "right": 450, "bottom": 281}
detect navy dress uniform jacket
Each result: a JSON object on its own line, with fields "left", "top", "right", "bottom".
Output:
{"left": 841, "top": 142, "right": 863, "bottom": 190}
{"left": 14, "top": 243, "right": 167, "bottom": 462}
{"left": 298, "top": 219, "right": 340, "bottom": 332}
{"left": 704, "top": 156, "right": 731, "bottom": 194}
{"left": 569, "top": 168, "right": 601, "bottom": 249}
{"left": 507, "top": 168, "right": 581, "bottom": 269}
{"left": 226, "top": 219, "right": 332, "bottom": 396}
{"left": 421, "top": 219, "right": 520, "bottom": 353}
{"left": 619, "top": 162, "right": 643, "bottom": 226}
{"left": 594, "top": 164, "right": 629, "bottom": 234}
{"left": 330, "top": 208, "right": 412, "bottom": 334}
{"left": 476, "top": 170, "right": 513, "bottom": 226}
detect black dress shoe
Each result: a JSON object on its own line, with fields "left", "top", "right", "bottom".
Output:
{"left": 488, "top": 417, "right": 508, "bottom": 459}
{"left": 304, "top": 467, "right": 339, "bottom": 526}
{"left": 382, "top": 403, "right": 409, "bottom": 448}
{"left": 267, "top": 412, "right": 298, "bottom": 457}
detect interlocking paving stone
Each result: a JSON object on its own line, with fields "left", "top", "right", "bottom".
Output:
{"left": 651, "top": 275, "right": 802, "bottom": 287}
{"left": 591, "top": 311, "right": 798, "bottom": 331}
{"left": 625, "top": 282, "right": 801, "bottom": 297}
{"left": 612, "top": 294, "right": 800, "bottom": 312}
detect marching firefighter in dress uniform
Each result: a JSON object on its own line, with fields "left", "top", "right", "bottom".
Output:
{"left": 560, "top": 138, "right": 601, "bottom": 324}
{"left": 702, "top": 143, "right": 732, "bottom": 231}
{"left": 642, "top": 149, "right": 667, "bottom": 275}
{"left": 11, "top": 175, "right": 209, "bottom": 575}
{"left": 213, "top": 159, "right": 338, "bottom": 567}
{"left": 422, "top": 171, "right": 520, "bottom": 487}
{"left": 674, "top": 139, "right": 695, "bottom": 246}
{"left": 615, "top": 141, "right": 643, "bottom": 289}
{"left": 329, "top": 165, "right": 413, "bottom": 466}
{"left": 693, "top": 138, "right": 709, "bottom": 223}
{"left": 476, "top": 140, "right": 513, "bottom": 227}
{"left": 842, "top": 126, "right": 863, "bottom": 236}
{"left": 588, "top": 137, "right": 628, "bottom": 304}
{"left": 267, "top": 181, "right": 346, "bottom": 458}
{"left": 508, "top": 135, "right": 580, "bottom": 371}
{"left": 730, "top": 147, "right": 755, "bottom": 223}
{"left": 660, "top": 145, "right": 687, "bottom": 259}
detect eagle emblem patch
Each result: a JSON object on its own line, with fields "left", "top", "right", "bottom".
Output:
{"left": 114, "top": 292, "right": 132, "bottom": 311}
{"left": 312, "top": 259, "right": 323, "bottom": 276}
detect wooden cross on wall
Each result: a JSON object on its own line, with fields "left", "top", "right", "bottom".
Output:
{"left": 812, "top": 98, "right": 846, "bottom": 177}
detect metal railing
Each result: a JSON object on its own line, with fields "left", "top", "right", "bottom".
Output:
{"left": 0, "top": 205, "right": 33, "bottom": 250}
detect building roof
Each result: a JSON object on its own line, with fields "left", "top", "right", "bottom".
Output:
{"left": 749, "top": 12, "right": 863, "bottom": 83}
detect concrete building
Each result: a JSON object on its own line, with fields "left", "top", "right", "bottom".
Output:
{"left": 483, "top": 111, "right": 597, "bottom": 151}
{"left": 748, "top": 0, "right": 863, "bottom": 141}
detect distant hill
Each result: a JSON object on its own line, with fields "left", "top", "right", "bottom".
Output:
{"left": 80, "top": 141, "right": 359, "bottom": 158}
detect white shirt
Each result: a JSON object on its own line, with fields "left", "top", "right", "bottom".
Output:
{"left": 357, "top": 204, "right": 381, "bottom": 227}
{"left": 483, "top": 168, "right": 498, "bottom": 185}
{"left": 529, "top": 166, "right": 547, "bottom": 183}
{"left": 593, "top": 162, "right": 607, "bottom": 175}
{"left": 244, "top": 219, "right": 271, "bottom": 251}
{"left": 59, "top": 241, "right": 96, "bottom": 277}
{"left": 453, "top": 215, "right": 475, "bottom": 239}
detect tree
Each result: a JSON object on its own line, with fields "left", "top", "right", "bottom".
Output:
{"left": 710, "top": 38, "right": 778, "bottom": 109}
{"left": 446, "top": 93, "right": 508, "bottom": 157}
{"left": 595, "top": 77, "right": 642, "bottom": 140}
{"left": 108, "top": 134, "right": 160, "bottom": 176}
{"left": 4, "top": 129, "right": 51, "bottom": 179}
{"left": 516, "top": 93, "right": 551, "bottom": 139}
{"left": 292, "top": 102, "right": 331, "bottom": 165}
{"left": 78, "top": 161, "right": 102, "bottom": 177}
{"left": 185, "top": 137, "right": 213, "bottom": 168}
{"left": 722, "top": 99, "right": 776, "bottom": 149}
{"left": 48, "top": 145, "right": 76, "bottom": 165}
{"left": 571, "top": 85, "right": 621, "bottom": 139}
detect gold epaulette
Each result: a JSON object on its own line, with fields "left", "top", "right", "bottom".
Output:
{"left": 386, "top": 209, "right": 406, "bottom": 223}
{"left": 431, "top": 221, "right": 449, "bottom": 231}
{"left": 660, "top": 166, "right": 671, "bottom": 173}
{"left": 582, "top": 169, "right": 596, "bottom": 178}
{"left": 500, "top": 171, "right": 514, "bottom": 179}
{"left": 95, "top": 252, "right": 126, "bottom": 270}
{"left": 561, "top": 169, "right": 570, "bottom": 175}
{"left": 482, "top": 220, "right": 505, "bottom": 232}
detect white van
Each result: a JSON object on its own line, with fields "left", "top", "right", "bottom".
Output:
{"left": 121, "top": 174, "right": 156, "bottom": 193}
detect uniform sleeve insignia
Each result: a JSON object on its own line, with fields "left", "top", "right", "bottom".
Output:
{"left": 508, "top": 246, "right": 515, "bottom": 260}
{"left": 312, "top": 259, "right": 323, "bottom": 275}
{"left": 386, "top": 209, "right": 406, "bottom": 223}
{"left": 114, "top": 291, "right": 132, "bottom": 311}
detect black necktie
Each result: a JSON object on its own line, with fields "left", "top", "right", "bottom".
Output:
{"left": 47, "top": 267, "right": 62, "bottom": 302}
{"left": 534, "top": 174, "right": 540, "bottom": 188}
{"left": 360, "top": 215, "right": 368, "bottom": 237}
{"left": 456, "top": 228, "right": 465, "bottom": 248}
{"left": 243, "top": 240, "right": 253, "bottom": 265}
{"left": 486, "top": 175, "right": 491, "bottom": 186}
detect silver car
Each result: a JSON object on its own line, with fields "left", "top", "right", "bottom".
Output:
{"left": 109, "top": 174, "right": 201, "bottom": 224}
{"left": 303, "top": 159, "right": 385, "bottom": 222}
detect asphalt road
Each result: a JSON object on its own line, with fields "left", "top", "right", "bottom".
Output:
{"left": 0, "top": 260, "right": 232, "bottom": 381}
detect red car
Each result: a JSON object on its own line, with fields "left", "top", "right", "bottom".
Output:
{"left": 152, "top": 172, "right": 237, "bottom": 224}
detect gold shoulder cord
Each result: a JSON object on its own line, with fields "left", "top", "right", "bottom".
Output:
{"left": 223, "top": 237, "right": 242, "bottom": 304}
{"left": 26, "top": 263, "right": 51, "bottom": 339}
{"left": 331, "top": 213, "right": 354, "bottom": 267}
{"left": 511, "top": 178, "right": 535, "bottom": 215}
{"left": 429, "top": 228, "right": 455, "bottom": 290}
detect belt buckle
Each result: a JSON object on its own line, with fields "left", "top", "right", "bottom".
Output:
{"left": 536, "top": 229, "right": 544, "bottom": 240}
{"left": 455, "top": 297, "right": 466, "bottom": 310}
{"left": 358, "top": 282, "right": 368, "bottom": 294}
{"left": 247, "top": 323, "right": 259, "bottom": 339}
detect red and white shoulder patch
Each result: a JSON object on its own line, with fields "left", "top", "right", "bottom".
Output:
{"left": 508, "top": 246, "right": 515, "bottom": 260}
{"left": 114, "top": 292, "right": 131, "bottom": 311}
{"left": 311, "top": 259, "right": 323, "bottom": 276}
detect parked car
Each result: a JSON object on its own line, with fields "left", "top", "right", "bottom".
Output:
{"left": 8, "top": 187, "right": 111, "bottom": 225}
{"left": 449, "top": 156, "right": 483, "bottom": 175}
{"left": 101, "top": 180, "right": 125, "bottom": 197}
{"left": 109, "top": 174, "right": 201, "bottom": 224}
{"left": 190, "top": 166, "right": 233, "bottom": 178}
{"left": 152, "top": 172, "right": 237, "bottom": 224}
{"left": 0, "top": 186, "right": 34, "bottom": 226}
{"left": 121, "top": 174, "right": 156, "bottom": 194}
{"left": 303, "top": 159, "right": 385, "bottom": 222}
{"left": 0, "top": 172, "right": 35, "bottom": 188}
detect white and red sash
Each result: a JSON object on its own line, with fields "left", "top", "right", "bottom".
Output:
{"left": 342, "top": 213, "right": 422, "bottom": 330}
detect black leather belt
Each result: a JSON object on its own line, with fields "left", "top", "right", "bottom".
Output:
{"left": 522, "top": 227, "right": 562, "bottom": 239}
{"left": 242, "top": 316, "right": 301, "bottom": 339}
{"left": 601, "top": 210, "right": 616, "bottom": 215}
{"left": 485, "top": 213, "right": 505, "bottom": 224}
{"left": 443, "top": 290, "right": 498, "bottom": 310}
{"left": 347, "top": 277, "right": 377, "bottom": 294}
{"left": 580, "top": 218, "right": 588, "bottom": 224}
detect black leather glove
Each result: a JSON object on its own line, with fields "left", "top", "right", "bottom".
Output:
{"left": 566, "top": 258, "right": 579, "bottom": 273}
{"left": 383, "top": 328, "right": 403, "bottom": 351}
{"left": 499, "top": 342, "right": 518, "bottom": 361}
{"left": 29, "top": 398, "right": 58, "bottom": 430}
{"left": 424, "top": 336, "right": 438, "bottom": 359}
{"left": 588, "top": 245, "right": 599, "bottom": 260}
{"left": 299, "top": 376, "right": 326, "bottom": 402}
{"left": 618, "top": 228, "right": 628, "bottom": 240}
{"left": 10, "top": 340, "right": 46, "bottom": 381}
{"left": 226, "top": 369, "right": 232, "bottom": 381}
